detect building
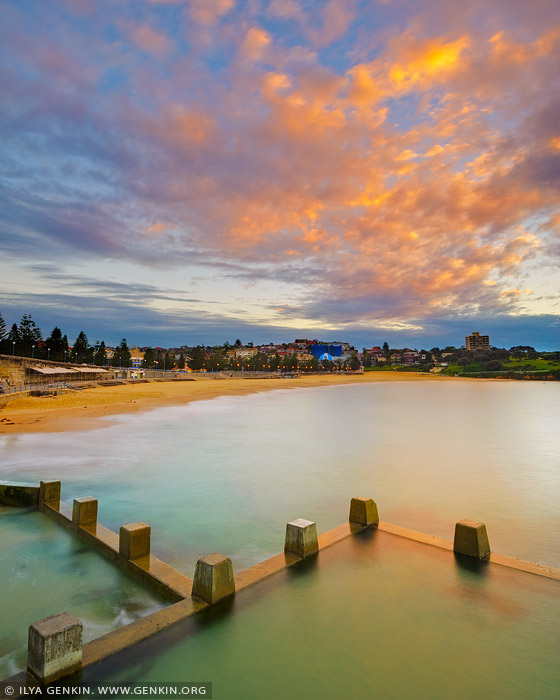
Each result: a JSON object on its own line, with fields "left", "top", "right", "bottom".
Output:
{"left": 310, "top": 344, "right": 343, "bottom": 359}
{"left": 465, "top": 332, "right": 490, "bottom": 351}
{"left": 129, "top": 347, "right": 144, "bottom": 369}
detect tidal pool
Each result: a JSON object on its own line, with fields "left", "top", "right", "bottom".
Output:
{"left": 0, "top": 506, "right": 165, "bottom": 678}
{"left": 1, "top": 381, "right": 558, "bottom": 572}
{"left": 91, "top": 531, "right": 560, "bottom": 700}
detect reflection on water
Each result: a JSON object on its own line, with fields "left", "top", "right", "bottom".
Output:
{"left": 1, "top": 381, "right": 559, "bottom": 575}
{"left": 93, "top": 532, "right": 560, "bottom": 700}
{"left": 0, "top": 507, "right": 165, "bottom": 677}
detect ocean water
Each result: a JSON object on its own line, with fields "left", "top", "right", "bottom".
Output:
{"left": 93, "top": 531, "right": 560, "bottom": 700}
{"left": 1, "top": 379, "right": 559, "bottom": 689}
{"left": 0, "top": 507, "right": 165, "bottom": 678}
{"left": 1, "top": 380, "right": 558, "bottom": 572}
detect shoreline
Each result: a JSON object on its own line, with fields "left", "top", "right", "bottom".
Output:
{"left": 0, "top": 372, "right": 489, "bottom": 435}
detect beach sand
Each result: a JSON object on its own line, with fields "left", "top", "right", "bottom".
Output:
{"left": 0, "top": 372, "right": 468, "bottom": 435}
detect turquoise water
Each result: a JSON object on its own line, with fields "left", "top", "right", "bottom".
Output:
{"left": 0, "top": 506, "right": 166, "bottom": 678}
{"left": 1, "top": 381, "right": 559, "bottom": 575}
{"left": 92, "top": 531, "right": 560, "bottom": 700}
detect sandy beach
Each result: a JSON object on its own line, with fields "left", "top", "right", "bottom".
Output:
{"left": 0, "top": 372, "right": 472, "bottom": 435}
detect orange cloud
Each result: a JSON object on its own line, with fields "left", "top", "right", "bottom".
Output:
{"left": 388, "top": 35, "right": 470, "bottom": 90}
{"left": 188, "top": 0, "right": 234, "bottom": 25}
{"left": 130, "top": 24, "right": 172, "bottom": 55}
{"left": 241, "top": 27, "right": 272, "bottom": 61}
{"left": 347, "top": 64, "right": 381, "bottom": 106}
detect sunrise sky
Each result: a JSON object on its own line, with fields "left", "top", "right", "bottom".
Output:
{"left": 1, "top": 0, "right": 559, "bottom": 348}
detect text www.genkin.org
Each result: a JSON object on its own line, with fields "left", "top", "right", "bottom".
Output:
{"left": 0, "top": 683, "right": 212, "bottom": 699}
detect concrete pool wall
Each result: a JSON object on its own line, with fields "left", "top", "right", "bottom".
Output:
{"left": 1, "top": 479, "right": 559, "bottom": 693}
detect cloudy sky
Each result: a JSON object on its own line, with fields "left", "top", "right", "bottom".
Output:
{"left": 1, "top": 0, "right": 559, "bottom": 349}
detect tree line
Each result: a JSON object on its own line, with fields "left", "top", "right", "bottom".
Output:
{"left": 0, "top": 311, "right": 132, "bottom": 366}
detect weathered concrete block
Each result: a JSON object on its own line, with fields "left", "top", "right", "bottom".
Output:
{"left": 0, "top": 483, "right": 39, "bottom": 507}
{"left": 28, "top": 612, "right": 82, "bottom": 684}
{"left": 119, "top": 522, "right": 151, "bottom": 560}
{"left": 192, "top": 553, "right": 235, "bottom": 604}
{"left": 453, "top": 519, "right": 491, "bottom": 559}
{"left": 284, "top": 518, "right": 318, "bottom": 558}
{"left": 39, "top": 481, "right": 61, "bottom": 507}
{"left": 72, "top": 497, "right": 98, "bottom": 527}
{"left": 349, "top": 497, "right": 379, "bottom": 527}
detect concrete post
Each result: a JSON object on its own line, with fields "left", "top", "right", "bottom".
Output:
{"left": 284, "top": 518, "right": 318, "bottom": 558}
{"left": 39, "top": 480, "right": 61, "bottom": 508}
{"left": 191, "top": 553, "right": 235, "bottom": 604}
{"left": 349, "top": 497, "right": 379, "bottom": 527}
{"left": 453, "top": 520, "right": 491, "bottom": 559}
{"left": 72, "top": 498, "right": 98, "bottom": 528}
{"left": 28, "top": 612, "right": 82, "bottom": 684}
{"left": 119, "top": 522, "right": 151, "bottom": 560}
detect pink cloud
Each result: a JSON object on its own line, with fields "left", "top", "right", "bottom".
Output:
{"left": 187, "top": 0, "right": 235, "bottom": 25}
{"left": 241, "top": 27, "right": 272, "bottom": 60}
{"left": 129, "top": 24, "right": 173, "bottom": 55}
{"left": 2, "top": 0, "right": 560, "bottom": 326}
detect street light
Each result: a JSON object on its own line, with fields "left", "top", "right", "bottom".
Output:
{"left": 47, "top": 347, "right": 50, "bottom": 361}
{"left": 12, "top": 341, "right": 15, "bottom": 356}
{"left": 31, "top": 344, "right": 35, "bottom": 359}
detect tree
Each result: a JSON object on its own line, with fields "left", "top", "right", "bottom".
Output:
{"left": 235, "top": 338, "right": 242, "bottom": 347}
{"left": 46, "top": 327, "right": 67, "bottom": 362}
{"left": 73, "top": 331, "right": 91, "bottom": 363}
{"left": 177, "top": 353, "right": 186, "bottom": 370}
{"left": 61, "top": 335, "right": 69, "bottom": 362}
{"left": 164, "top": 352, "right": 174, "bottom": 370}
{"left": 154, "top": 350, "right": 164, "bottom": 370}
{"left": 309, "top": 356, "right": 320, "bottom": 372}
{"left": 93, "top": 341, "right": 107, "bottom": 366}
{"left": 188, "top": 346, "right": 205, "bottom": 371}
{"left": 383, "top": 341, "right": 389, "bottom": 356}
{"left": 349, "top": 353, "right": 361, "bottom": 371}
{"left": 420, "top": 349, "right": 433, "bottom": 364}
{"left": 143, "top": 347, "right": 155, "bottom": 369}
{"left": 7, "top": 324, "right": 21, "bottom": 355}
{"left": 113, "top": 339, "right": 131, "bottom": 367}
{"left": 0, "top": 311, "right": 7, "bottom": 354}
{"left": 485, "top": 360, "right": 502, "bottom": 371}
{"left": 18, "top": 314, "right": 43, "bottom": 357}
{"left": 362, "top": 348, "right": 371, "bottom": 368}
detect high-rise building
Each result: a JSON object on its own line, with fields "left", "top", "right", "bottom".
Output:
{"left": 465, "top": 332, "right": 490, "bottom": 351}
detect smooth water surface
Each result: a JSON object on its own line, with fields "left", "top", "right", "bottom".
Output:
{"left": 1, "top": 381, "right": 559, "bottom": 573}
{"left": 93, "top": 531, "right": 560, "bottom": 700}
{"left": 0, "top": 506, "right": 165, "bottom": 677}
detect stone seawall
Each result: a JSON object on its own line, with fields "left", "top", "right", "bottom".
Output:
{"left": 0, "top": 481, "right": 39, "bottom": 507}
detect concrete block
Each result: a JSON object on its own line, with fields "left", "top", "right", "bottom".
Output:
{"left": 192, "top": 553, "right": 235, "bottom": 604}
{"left": 453, "top": 519, "right": 491, "bottom": 559}
{"left": 39, "top": 480, "right": 61, "bottom": 507}
{"left": 119, "top": 522, "right": 151, "bottom": 560}
{"left": 72, "top": 498, "right": 98, "bottom": 527}
{"left": 284, "top": 518, "right": 318, "bottom": 558}
{"left": 28, "top": 612, "right": 82, "bottom": 684}
{"left": 349, "top": 497, "right": 379, "bottom": 527}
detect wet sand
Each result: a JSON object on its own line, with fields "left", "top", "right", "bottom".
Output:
{"left": 0, "top": 372, "right": 474, "bottom": 435}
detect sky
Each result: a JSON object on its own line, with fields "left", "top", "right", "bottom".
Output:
{"left": 1, "top": 0, "right": 559, "bottom": 350}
